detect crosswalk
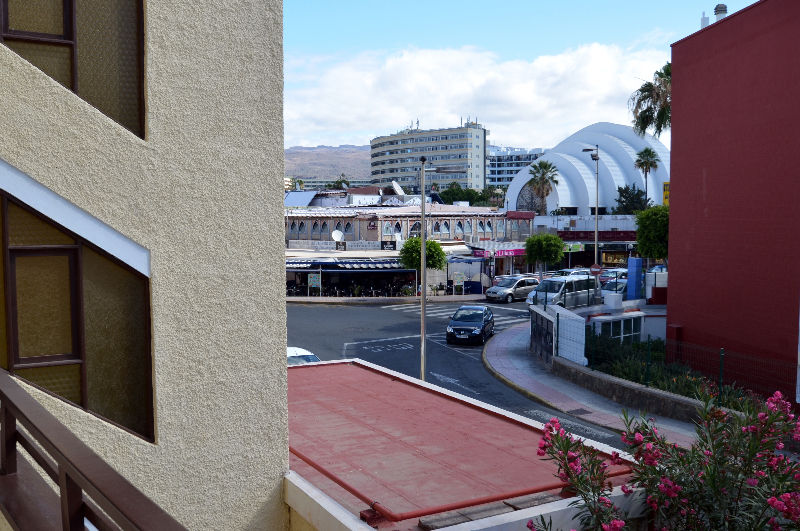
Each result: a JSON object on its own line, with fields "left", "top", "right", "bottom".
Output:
{"left": 381, "top": 303, "right": 529, "bottom": 332}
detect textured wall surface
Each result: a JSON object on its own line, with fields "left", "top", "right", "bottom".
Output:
{"left": 669, "top": 0, "right": 800, "bottom": 400}
{"left": 0, "top": 1, "right": 288, "bottom": 528}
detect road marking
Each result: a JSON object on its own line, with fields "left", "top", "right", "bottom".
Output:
{"left": 341, "top": 335, "right": 420, "bottom": 357}
{"left": 484, "top": 304, "right": 530, "bottom": 313}
{"left": 430, "top": 372, "right": 479, "bottom": 395}
{"left": 493, "top": 317, "right": 528, "bottom": 325}
{"left": 525, "top": 410, "right": 614, "bottom": 441}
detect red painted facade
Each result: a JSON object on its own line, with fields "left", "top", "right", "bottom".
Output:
{"left": 668, "top": 0, "right": 800, "bottom": 399}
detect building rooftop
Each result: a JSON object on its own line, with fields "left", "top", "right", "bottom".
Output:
{"left": 288, "top": 360, "right": 630, "bottom": 529}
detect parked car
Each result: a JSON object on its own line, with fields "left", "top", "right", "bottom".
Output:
{"left": 599, "top": 268, "right": 628, "bottom": 283}
{"left": 648, "top": 264, "right": 668, "bottom": 273}
{"left": 485, "top": 275, "right": 539, "bottom": 303}
{"left": 287, "top": 347, "right": 321, "bottom": 366}
{"left": 526, "top": 275, "right": 600, "bottom": 308}
{"left": 446, "top": 305, "right": 495, "bottom": 345}
{"left": 554, "top": 268, "right": 591, "bottom": 277}
{"left": 601, "top": 278, "right": 628, "bottom": 301}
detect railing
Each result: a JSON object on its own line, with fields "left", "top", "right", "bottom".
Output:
{"left": 0, "top": 370, "right": 185, "bottom": 530}
{"left": 665, "top": 340, "right": 795, "bottom": 400}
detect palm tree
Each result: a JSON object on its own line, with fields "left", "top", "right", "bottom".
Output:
{"left": 634, "top": 147, "right": 660, "bottom": 206}
{"left": 527, "top": 160, "right": 559, "bottom": 215}
{"left": 629, "top": 62, "right": 671, "bottom": 137}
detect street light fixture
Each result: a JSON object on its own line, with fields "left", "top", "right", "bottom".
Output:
{"left": 582, "top": 145, "right": 600, "bottom": 266}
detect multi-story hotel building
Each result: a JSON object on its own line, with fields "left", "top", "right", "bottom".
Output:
{"left": 487, "top": 146, "right": 544, "bottom": 188}
{"left": 370, "top": 122, "right": 488, "bottom": 191}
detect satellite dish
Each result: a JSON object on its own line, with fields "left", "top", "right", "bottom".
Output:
{"left": 331, "top": 230, "right": 344, "bottom": 242}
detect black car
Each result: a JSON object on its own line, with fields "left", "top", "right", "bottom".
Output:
{"left": 446, "top": 305, "right": 495, "bottom": 345}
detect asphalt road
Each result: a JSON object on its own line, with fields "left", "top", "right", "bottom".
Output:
{"left": 287, "top": 300, "right": 624, "bottom": 448}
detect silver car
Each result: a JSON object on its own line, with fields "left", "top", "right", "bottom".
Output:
{"left": 485, "top": 276, "right": 539, "bottom": 303}
{"left": 526, "top": 275, "right": 600, "bottom": 308}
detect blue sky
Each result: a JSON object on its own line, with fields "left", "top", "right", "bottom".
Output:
{"left": 284, "top": 1, "right": 755, "bottom": 149}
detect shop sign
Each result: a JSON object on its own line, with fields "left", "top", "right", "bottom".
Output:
{"left": 563, "top": 242, "right": 584, "bottom": 253}
{"left": 367, "top": 221, "right": 377, "bottom": 230}
{"left": 380, "top": 241, "right": 396, "bottom": 250}
{"left": 663, "top": 182, "right": 670, "bottom": 207}
{"left": 453, "top": 272, "right": 466, "bottom": 286}
{"left": 308, "top": 273, "right": 321, "bottom": 288}
{"left": 494, "top": 248, "right": 525, "bottom": 257}
{"left": 335, "top": 241, "right": 347, "bottom": 251}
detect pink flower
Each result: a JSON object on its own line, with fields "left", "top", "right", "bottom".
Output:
{"left": 746, "top": 477, "right": 758, "bottom": 487}
{"left": 621, "top": 484, "right": 633, "bottom": 496}
{"left": 634, "top": 432, "right": 644, "bottom": 443}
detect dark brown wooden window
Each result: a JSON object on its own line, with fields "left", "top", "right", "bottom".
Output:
{"left": 0, "top": 193, "right": 153, "bottom": 440}
{"left": 0, "top": 0, "right": 145, "bottom": 137}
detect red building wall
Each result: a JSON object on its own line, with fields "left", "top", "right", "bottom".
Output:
{"left": 668, "top": 0, "right": 800, "bottom": 399}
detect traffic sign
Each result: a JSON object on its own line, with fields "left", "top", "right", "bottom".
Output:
{"left": 590, "top": 264, "right": 602, "bottom": 276}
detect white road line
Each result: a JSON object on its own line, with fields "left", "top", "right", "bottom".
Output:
{"left": 429, "top": 372, "right": 479, "bottom": 395}
{"left": 485, "top": 304, "right": 530, "bottom": 313}
{"left": 493, "top": 317, "right": 528, "bottom": 325}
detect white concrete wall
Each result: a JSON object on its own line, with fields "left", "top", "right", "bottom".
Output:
{"left": 548, "top": 305, "right": 588, "bottom": 366}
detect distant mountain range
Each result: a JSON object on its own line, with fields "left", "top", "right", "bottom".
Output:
{"left": 284, "top": 145, "right": 371, "bottom": 181}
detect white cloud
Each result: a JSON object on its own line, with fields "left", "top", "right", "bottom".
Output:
{"left": 284, "top": 44, "right": 670, "bottom": 149}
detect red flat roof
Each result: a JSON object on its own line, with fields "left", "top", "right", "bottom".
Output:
{"left": 288, "top": 361, "right": 629, "bottom": 528}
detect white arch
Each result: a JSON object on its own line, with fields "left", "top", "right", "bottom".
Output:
{"left": 504, "top": 122, "right": 670, "bottom": 213}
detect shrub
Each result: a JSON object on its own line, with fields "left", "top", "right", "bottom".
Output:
{"left": 585, "top": 332, "right": 760, "bottom": 411}
{"left": 530, "top": 391, "right": 800, "bottom": 530}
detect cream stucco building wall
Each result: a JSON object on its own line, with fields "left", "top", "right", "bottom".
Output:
{"left": 0, "top": 1, "right": 287, "bottom": 529}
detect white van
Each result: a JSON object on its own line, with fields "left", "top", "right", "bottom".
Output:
{"left": 526, "top": 275, "right": 600, "bottom": 308}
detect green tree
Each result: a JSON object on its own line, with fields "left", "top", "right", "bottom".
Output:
{"left": 527, "top": 160, "right": 559, "bottom": 215}
{"left": 399, "top": 237, "right": 447, "bottom": 272}
{"left": 634, "top": 147, "right": 661, "bottom": 205}
{"left": 636, "top": 205, "right": 669, "bottom": 261}
{"left": 612, "top": 184, "right": 651, "bottom": 214}
{"left": 439, "top": 182, "right": 463, "bottom": 204}
{"left": 525, "top": 233, "right": 564, "bottom": 275}
{"left": 629, "top": 62, "right": 671, "bottom": 137}
{"left": 326, "top": 173, "right": 350, "bottom": 189}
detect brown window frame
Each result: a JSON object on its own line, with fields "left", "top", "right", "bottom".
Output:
{"left": 0, "top": 0, "right": 145, "bottom": 138}
{"left": 0, "top": 193, "right": 154, "bottom": 441}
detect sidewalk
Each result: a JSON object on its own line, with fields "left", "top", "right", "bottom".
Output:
{"left": 286, "top": 294, "right": 487, "bottom": 305}
{"left": 483, "top": 322, "right": 697, "bottom": 448}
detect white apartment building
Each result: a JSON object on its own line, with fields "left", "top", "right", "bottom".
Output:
{"left": 488, "top": 146, "right": 544, "bottom": 188}
{"left": 370, "top": 121, "right": 488, "bottom": 191}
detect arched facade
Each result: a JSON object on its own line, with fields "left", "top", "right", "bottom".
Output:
{"left": 505, "top": 122, "right": 671, "bottom": 215}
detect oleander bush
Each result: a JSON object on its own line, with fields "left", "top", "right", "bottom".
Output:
{"left": 529, "top": 390, "right": 800, "bottom": 530}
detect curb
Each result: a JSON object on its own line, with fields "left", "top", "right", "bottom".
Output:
{"left": 480, "top": 324, "right": 634, "bottom": 439}
{"left": 480, "top": 324, "right": 561, "bottom": 412}
{"left": 286, "top": 296, "right": 488, "bottom": 306}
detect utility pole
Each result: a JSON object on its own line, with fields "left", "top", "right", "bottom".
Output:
{"left": 419, "top": 156, "right": 427, "bottom": 381}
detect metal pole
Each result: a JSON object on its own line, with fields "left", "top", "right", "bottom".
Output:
{"left": 555, "top": 313, "right": 559, "bottom": 358}
{"left": 420, "top": 156, "right": 427, "bottom": 382}
{"left": 594, "top": 144, "right": 599, "bottom": 266}
{"left": 645, "top": 335, "right": 651, "bottom": 387}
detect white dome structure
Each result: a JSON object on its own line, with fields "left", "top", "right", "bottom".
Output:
{"left": 505, "top": 122, "right": 670, "bottom": 215}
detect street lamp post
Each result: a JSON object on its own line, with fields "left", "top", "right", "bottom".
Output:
{"left": 582, "top": 145, "right": 600, "bottom": 266}
{"left": 419, "top": 156, "right": 427, "bottom": 381}
{"left": 417, "top": 162, "right": 469, "bottom": 381}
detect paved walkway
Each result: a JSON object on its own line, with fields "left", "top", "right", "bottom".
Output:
{"left": 483, "top": 322, "right": 697, "bottom": 448}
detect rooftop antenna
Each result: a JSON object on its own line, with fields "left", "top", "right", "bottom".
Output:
{"left": 416, "top": 119, "right": 419, "bottom": 129}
